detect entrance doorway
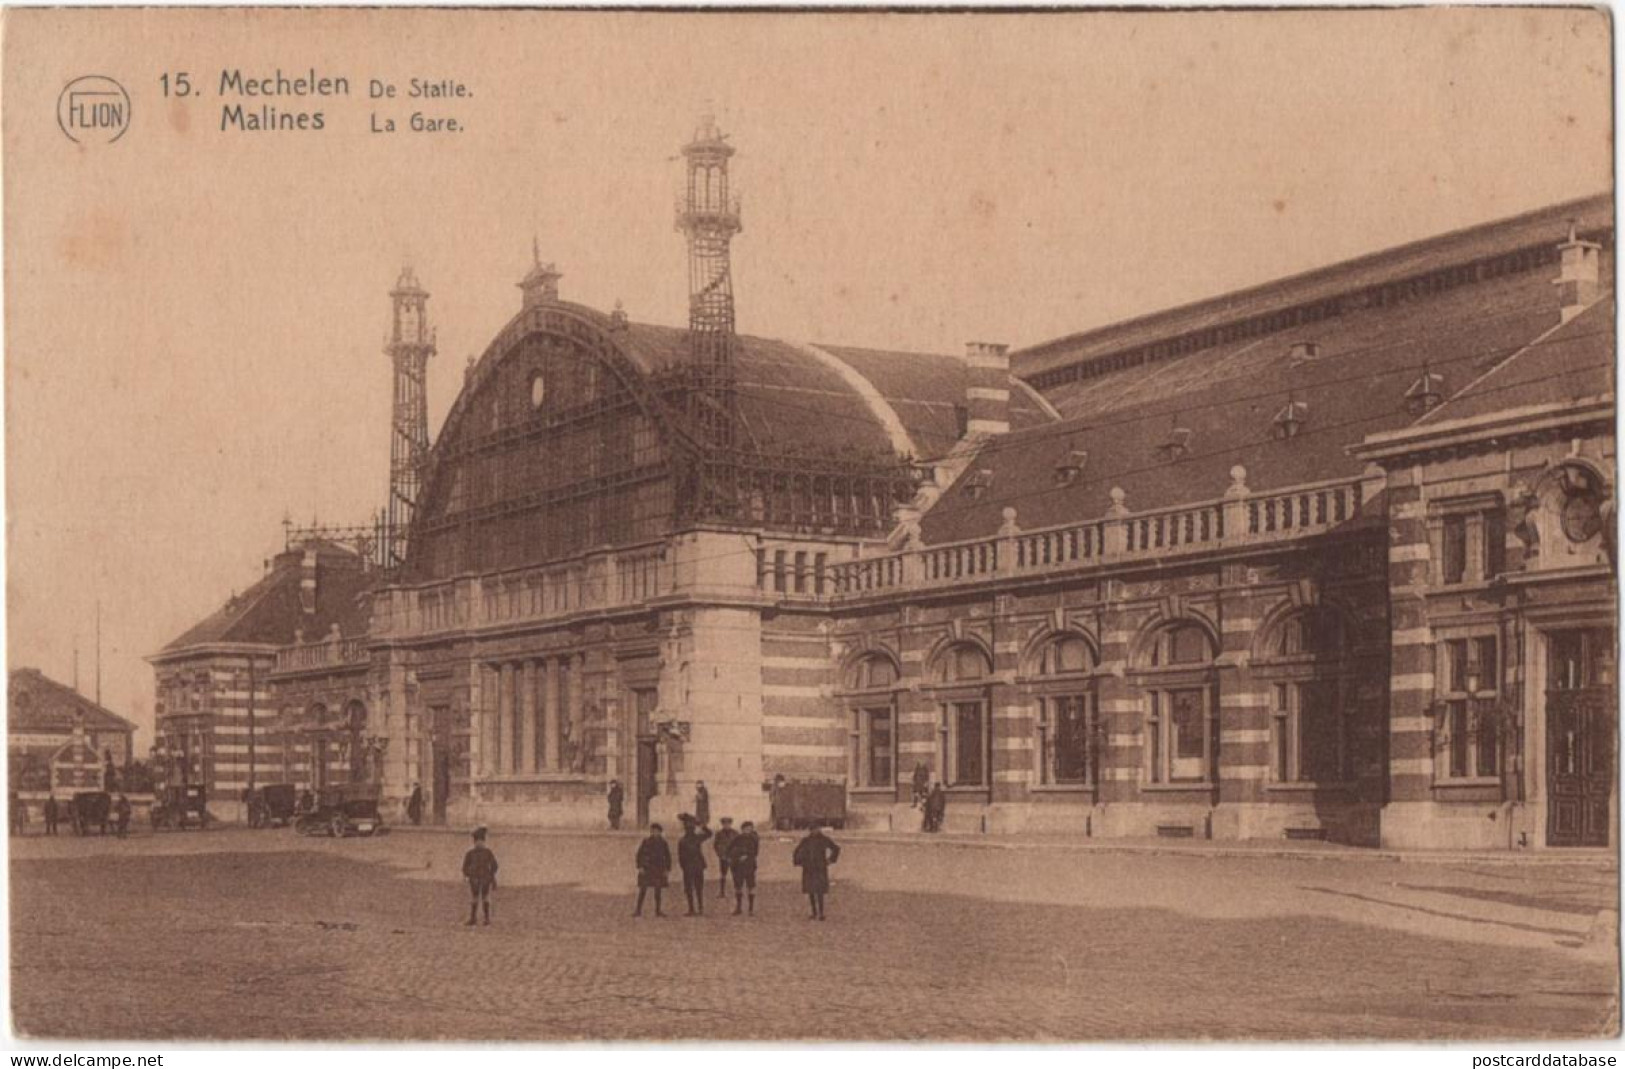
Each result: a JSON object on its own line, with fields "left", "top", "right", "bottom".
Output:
{"left": 431, "top": 706, "right": 452, "bottom": 825}
{"left": 1547, "top": 628, "right": 1615, "bottom": 847}
{"left": 636, "top": 735, "right": 658, "bottom": 827}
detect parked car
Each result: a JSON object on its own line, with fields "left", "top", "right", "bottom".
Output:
{"left": 294, "top": 783, "right": 384, "bottom": 838}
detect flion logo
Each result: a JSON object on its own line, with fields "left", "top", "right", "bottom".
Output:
{"left": 57, "top": 75, "right": 131, "bottom": 145}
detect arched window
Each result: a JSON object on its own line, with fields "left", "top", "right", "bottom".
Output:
{"left": 845, "top": 654, "right": 898, "bottom": 791}
{"left": 935, "top": 643, "right": 990, "bottom": 684}
{"left": 1028, "top": 633, "right": 1098, "bottom": 788}
{"left": 846, "top": 654, "right": 899, "bottom": 693}
{"left": 931, "top": 642, "right": 992, "bottom": 788}
{"left": 1260, "top": 608, "right": 1351, "bottom": 784}
{"left": 1136, "top": 622, "right": 1217, "bottom": 785}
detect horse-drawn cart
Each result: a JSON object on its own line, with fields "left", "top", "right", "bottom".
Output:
{"left": 769, "top": 778, "right": 847, "bottom": 831}
{"left": 150, "top": 784, "right": 212, "bottom": 831}
{"left": 247, "top": 783, "right": 298, "bottom": 828}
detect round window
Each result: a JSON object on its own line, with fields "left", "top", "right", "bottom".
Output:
{"left": 530, "top": 373, "right": 547, "bottom": 410}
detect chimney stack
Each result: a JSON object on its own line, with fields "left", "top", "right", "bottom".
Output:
{"left": 518, "top": 237, "right": 562, "bottom": 310}
{"left": 1555, "top": 223, "right": 1601, "bottom": 323}
{"left": 964, "top": 341, "right": 1011, "bottom": 437}
{"left": 300, "top": 547, "right": 319, "bottom": 615}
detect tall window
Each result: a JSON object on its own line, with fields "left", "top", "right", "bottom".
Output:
{"left": 844, "top": 654, "right": 898, "bottom": 790}
{"left": 932, "top": 642, "right": 991, "bottom": 787}
{"left": 1029, "top": 633, "right": 1097, "bottom": 788}
{"left": 1138, "top": 623, "right": 1217, "bottom": 785}
{"left": 1433, "top": 500, "right": 1507, "bottom": 586}
{"left": 1438, "top": 634, "right": 1501, "bottom": 780}
{"left": 1262, "top": 609, "right": 1351, "bottom": 784}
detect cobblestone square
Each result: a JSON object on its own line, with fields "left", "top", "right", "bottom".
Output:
{"left": 9, "top": 828, "right": 1619, "bottom": 1042}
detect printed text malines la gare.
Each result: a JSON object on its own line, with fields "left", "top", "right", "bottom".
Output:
{"left": 213, "top": 69, "right": 468, "bottom": 132}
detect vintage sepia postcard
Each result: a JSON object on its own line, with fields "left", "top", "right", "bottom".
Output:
{"left": 3, "top": 5, "right": 1618, "bottom": 1045}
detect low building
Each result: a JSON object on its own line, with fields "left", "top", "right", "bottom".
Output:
{"left": 148, "top": 540, "right": 375, "bottom": 821}
{"left": 8, "top": 668, "right": 137, "bottom": 798}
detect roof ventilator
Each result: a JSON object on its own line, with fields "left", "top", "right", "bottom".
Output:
{"left": 1053, "top": 443, "right": 1089, "bottom": 486}
{"left": 962, "top": 468, "right": 994, "bottom": 500}
{"left": 1272, "top": 395, "right": 1308, "bottom": 440}
{"left": 1157, "top": 417, "right": 1193, "bottom": 461}
{"left": 1404, "top": 363, "right": 1447, "bottom": 415}
{"left": 1287, "top": 340, "right": 1321, "bottom": 365}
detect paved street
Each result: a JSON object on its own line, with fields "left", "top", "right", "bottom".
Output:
{"left": 10, "top": 827, "right": 1619, "bottom": 1042}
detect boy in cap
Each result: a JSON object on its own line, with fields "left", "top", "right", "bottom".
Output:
{"left": 634, "top": 822, "right": 672, "bottom": 918}
{"left": 677, "top": 813, "right": 713, "bottom": 916}
{"left": 712, "top": 816, "right": 739, "bottom": 897}
{"left": 462, "top": 826, "right": 499, "bottom": 926}
{"left": 725, "top": 819, "right": 761, "bottom": 916}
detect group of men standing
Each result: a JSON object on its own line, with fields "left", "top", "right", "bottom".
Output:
{"left": 631, "top": 814, "right": 841, "bottom": 920}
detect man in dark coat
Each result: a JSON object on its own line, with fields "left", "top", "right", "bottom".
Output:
{"left": 925, "top": 781, "right": 947, "bottom": 833}
{"left": 462, "top": 826, "right": 499, "bottom": 926}
{"left": 677, "top": 815, "right": 713, "bottom": 916}
{"left": 911, "top": 762, "right": 930, "bottom": 807}
{"left": 725, "top": 819, "right": 761, "bottom": 916}
{"left": 113, "top": 794, "right": 132, "bottom": 838}
{"left": 792, "top": 824, "right": 841, "bottom": 920}
{"left": 606, "top": 780, "right": 624, "bottom": 831}
{"left": 634, "top": 822, "right": 672, "bottom": 918}
{"left": 712, "top": 817, "right": 739, "bottom": 897}
{"left": 42, "top": 795, "right": 58, "bottom": 836}
{"left": 694, "top": 781, "right": 710, "bottom": 827}
{"left": 407, "top": 783, "right": 424, "bottom": 826}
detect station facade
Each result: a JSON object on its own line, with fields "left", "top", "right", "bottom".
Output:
{"left": 155, "top": 123, "right": 1614, "bottom": 849}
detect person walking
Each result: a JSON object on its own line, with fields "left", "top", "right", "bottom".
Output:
{"left": 677, "top": 814, "right": 713, "bottom": 916}
{"left": 694, "top": 781, "right": 710, "bottom": 828}
{"left": 633, "top": 822, "right": 672, "bottom": 918}
{"left": 9, "top": 792, "right": 26, "bottom": 837}
{"left": 911, "top": 762, "right": 930, "bottom": 808}
{"left": 606, "top": 779, "right": 624, "bottom": 831}
{"left": 925, "top": 781, "right": 947, "bottom": 833}
{"left": 113, "top": 794, "right": 132, "bottom": 839}
{"left": 461, "top": 826, "right": 499, "bottom": 927}
{"left": 792, "top": 824, "right": 841, "bottom": 921}
{"left": 407, "top": 783, "right": 424, "bottom": 826}
{"left": 725, "top": 820, "right": 760, "bottom": 916}
{"left": 42, "top": 795, "right": 58, "bottom": 836}
{"left": 712, "top": 817, "right": 739, "bottom": 897}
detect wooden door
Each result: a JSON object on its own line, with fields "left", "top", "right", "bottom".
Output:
{"left": 1547, "top": 629, "right": 1614, "bottom": 848}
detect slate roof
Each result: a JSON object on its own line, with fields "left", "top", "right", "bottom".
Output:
{"left": 156, "top": 541, "right": 375, "bottom": 656}
{"left": 1414, "top": 297, "right": 1615, "bottom": 426}
{"left": 615, "top": 323, "right": 1053, "bottom": 460}
{"left": 921, "top": 196, "right": 1614, "bottom": 546}
{"left": 1020, "top": 194, "right": 1614, "bottom": 379}
{"left": 9, "top": 669, "right": 136, "bottom": 737}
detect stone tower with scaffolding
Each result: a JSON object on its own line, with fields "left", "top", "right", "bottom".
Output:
{"left": 384, "top": 267, "right": 435, "bottom": 567}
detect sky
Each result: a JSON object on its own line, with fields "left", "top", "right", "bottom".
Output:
{"left": 3, "top": 7, "right": 1613, "bottom": 745}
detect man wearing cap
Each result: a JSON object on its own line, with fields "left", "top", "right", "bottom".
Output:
{"left": 792, "top": 823, "right": 841, "bottom": 921}
{"left": 676, "top": 814, "right": 713, "bottom": 916}
{"left": 725, "top": 819, "right": 761, "bottom": 916}
{"left": 462, "top": 826, "right": 499, "bottom": 927}
{"left": 712, "top": 816, "right": 739, "bottom": 897}
{"left": 633, "top": 822, "right": 672, "bottom": 918}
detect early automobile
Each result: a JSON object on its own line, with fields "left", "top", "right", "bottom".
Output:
{"left": 294, "top": 783, "right": 384, "bottom": 838}
{"left": 150, "top": 784, "right": 212, "bottom": 831}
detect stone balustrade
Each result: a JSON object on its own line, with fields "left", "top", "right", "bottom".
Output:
{"left": 826, "top": 474, "right": 1365, "bottom": 597}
